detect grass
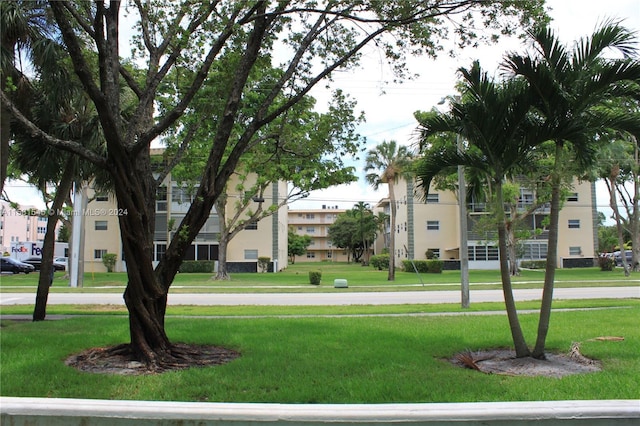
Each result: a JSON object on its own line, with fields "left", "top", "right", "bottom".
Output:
{"left": 1, "top": 262, "right": 638, "bottom": 293}
{"left": 1, "top": 303, "right": 639, "bottom": 402}
{"left": 0, "top": 298, "right": 638, "bottom": 317}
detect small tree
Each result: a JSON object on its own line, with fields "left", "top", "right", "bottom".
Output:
{"left": 102, "top": 253, "right": 117, "bottom": 273}
{"left": 288, "top": 229, "right": 311, "bottom": 264}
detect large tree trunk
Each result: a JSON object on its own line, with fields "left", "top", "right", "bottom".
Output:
{"left": 215, "top": 233, "right": 230, "bottom": 280}
{"left": 108, "top": 148, "right": 176, "bottom": 367}
{"left": 495, "top": 180, "right": 530, "bottom": 358}
{"left": 214, "top": 197, "right": 230, "bottom": 280}
{"left": 33, "top": 158, "right": 76, "bottom": 321}
{"left": 532, "top": 142, "right": 563, "bottom": 359}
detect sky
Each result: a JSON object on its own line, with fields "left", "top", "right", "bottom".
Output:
{"left": 4, "top": 0, "right": 640, "bottom": 220}
{"left": 291, "top": 0, "right": 640, "bottom": 214}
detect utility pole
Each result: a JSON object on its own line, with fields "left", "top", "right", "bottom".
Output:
{"left": 457, "top": 135, "right": 470, "bottom": 308}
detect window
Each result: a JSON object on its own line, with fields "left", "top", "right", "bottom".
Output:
{"left": 244, "top": 221, "right": 258, "bottom": 230}
{"left": 567, "top": 192, "right": 579, "bottom": 202}
{"left": 94, "top": 249, "right": 107, "bottom": 259}
{"left": 426, "top": 193, "right": 439, "bottom": 204}
{"left": 523, "top": 242, "right": 548, "bottom": 260}
{"left": 569, "top": 246, "right": 582, "bottom": 256}
{"left": 568, "top": 219, "right": 580, "bottom": 229}
{"left": 37, "top": 226, "right": 46, "bottom": 234}
{"left": 95, "top": 220, "right": 108, "bottom": 231}
{"left": 468, "top": 246, "right": 499, "bottom": 261}
{"left": 487, "top": 246, "right": 499, "bottom": 261}
{"left": 427, "top": 248, "right": 440, "bottom": 259}
{"left": 156, "top": 186, "right": 167, "bottom": 211}
{"left": 426, "top": 220, "right": 440, "bottom": 231}
{"left": 306, "top": 227, "right": 315, "bottom": 233}
{"left": 305, "top": 214, "right": 315, "bottom": 219}
{"left": 306, "top": 252, "right": 316, "bottom": 258}
{"left": 327, "top": 251, "right": 332, "bottom": 259}
{"left": 244, "top": 249, "right": 258, "bottom": 260}
{"left": 155, "top": 244, "right": 166, "bottom": 262}
{"left": 172, "top": 186, "right": 193, "bottom": 204}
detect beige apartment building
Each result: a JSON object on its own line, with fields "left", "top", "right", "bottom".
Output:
{"left": 287, "top": 206, "right": 350, "bottom": 262}
{"left": 81, "top": 157, "right": 288, "bottom": 273}
{"left": 377, "top": 177, "right": 598, "bottom": 269}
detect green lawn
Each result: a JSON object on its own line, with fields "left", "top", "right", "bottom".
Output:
{"left": 1, "top": 262, "right": 638, "bottom": 293}
{"left": 1, "top": 303, "right": 639, "bottom": 403}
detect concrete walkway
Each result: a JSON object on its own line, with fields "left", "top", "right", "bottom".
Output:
{"left": 1, "top": 286, "right": 638, "bottom": 306}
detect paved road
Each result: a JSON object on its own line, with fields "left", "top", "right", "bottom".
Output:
{"left": 0, "top": 286, "right": 638, "bottom": 306}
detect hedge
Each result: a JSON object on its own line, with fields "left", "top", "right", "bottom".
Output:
{"left": 401, "top": 259, "right": 443, "bottom": 274}
{"left": 179, "top": 260, "right": 216, "bottom": 273}
{"left": 370, "top": 254, "right": 390, "bottom": 270}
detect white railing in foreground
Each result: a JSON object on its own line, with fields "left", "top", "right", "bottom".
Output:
{"left": 1, "top": 397, "right": 639, "bottom": 426}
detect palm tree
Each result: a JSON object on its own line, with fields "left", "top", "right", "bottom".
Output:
{"left": 0, "top": 0, "right": 57, "bottom": 195}
{"left": 365, "top": 140, "right": 414, "bottom": 281}
{"left": 415, "top": 61, "right": 549, "bottom": 357}
{"left": 10, "top": 52, "right": 105, "bottom": 321}
{"left": 504, "top": 20, "right": 640, "bottom": 358}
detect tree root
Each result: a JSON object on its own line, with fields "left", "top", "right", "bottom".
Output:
{"left": 66, "top": 342, "right": 240, "bottom": 375}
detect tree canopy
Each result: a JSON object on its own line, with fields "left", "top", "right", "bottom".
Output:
{"left": 1, "top": 0, "right": 549, "bottom": 370}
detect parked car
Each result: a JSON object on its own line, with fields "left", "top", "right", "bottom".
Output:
{"left": 614, "top": 250, "right": 633, "bottom": 267}
{"left": 0, "top": 257, "right": 36, "bottom": 274}
{"left": 54, "top": 257, "right": 68, "bottom": 270}
{"left": 21, "top": 256, "right": 66, "bottom": 271}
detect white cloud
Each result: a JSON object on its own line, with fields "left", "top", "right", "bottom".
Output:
{"left": 296, "top": 0, "right": 640, "bottom": 212}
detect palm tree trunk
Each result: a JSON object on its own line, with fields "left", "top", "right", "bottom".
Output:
{"left": 33, "top": 158, "right": 76, "bottom": 321}
{"left": 495, "top": 180, "right": 530, "bottom": 357}
{"left": 532, "top": 142, "right": 563, "bottom": 359}
{"left": 388, "top": 183, "right": 397, "bottom": 281}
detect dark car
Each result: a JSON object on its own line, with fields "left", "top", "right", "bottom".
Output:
{"left": 614, "top": 250, "right": 633, "bottom": 267}
{"left": 22, "top": 256, "right": 66, "bottom": 271}
{"left": 0, "top": 257, "right": 36, "bottom": 274}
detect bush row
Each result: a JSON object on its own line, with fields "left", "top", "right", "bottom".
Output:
{"left": 401, "top": 259, "right": 444, "bottom": 274}
{"left": 179, "top": 260, "right": 216, "bottom": 273}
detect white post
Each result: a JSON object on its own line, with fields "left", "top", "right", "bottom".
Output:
{"left": 457, "top": 135, "right": 470, "bottom": 308}
{"left": 69, "top": 184, "right": 87, "bottom": 288}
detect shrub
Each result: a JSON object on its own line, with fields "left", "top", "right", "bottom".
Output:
{"left": 258, "top": 256, "right": 270, "bottom": 273}
{"left": 520, "top": 260, "right": 546, "bottom": 269}
{"left": 370, "top": 254, "right": 390, "bottom": 270}
{"left": 401, "top": 259, "right": 443, "bottom": 274}
{"left": 425, "top": 249, "right": 436, "bottom": 259}
{"left": 598, "top": 256, "right": 616, "bottom": 271}
{"left": 102, "top": 253, "right": 117, "bottom": 273}
{"left": 179, "top": 261, "right": 216, "bottom": 273}
{"left": 426, "top": 259, "right": 443, "bottom": 273}
{"left": 308, "top": 270, "right": 322, "bottom": 285}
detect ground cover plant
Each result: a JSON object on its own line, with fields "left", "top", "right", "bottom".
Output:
{"left": 1, "top": 303, "right": 638, "bottom": 403}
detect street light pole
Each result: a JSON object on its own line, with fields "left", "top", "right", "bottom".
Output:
{"left": 457, "top": 134, "right": 470, "bottom": 308}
